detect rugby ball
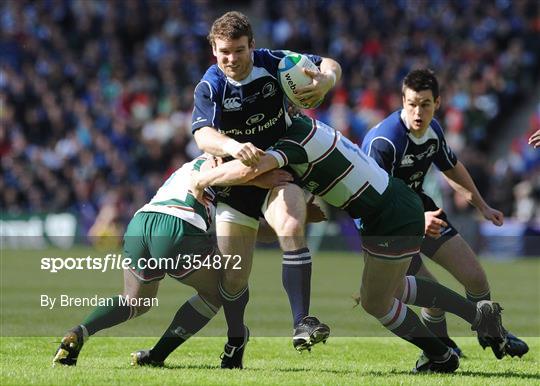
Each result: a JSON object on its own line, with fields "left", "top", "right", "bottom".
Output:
{"left": 278, "top": 53, "right": 321, "bottom": 109}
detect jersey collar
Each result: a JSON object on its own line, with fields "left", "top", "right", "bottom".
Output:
{"left": 400, "top": 109, "right": 437, "bottom": 145}
{"left": 218, "top": 52, "right": 255, "bottom": 86}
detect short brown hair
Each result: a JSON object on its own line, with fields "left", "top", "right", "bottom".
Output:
{"left": 207, "top": 11, "right": 253, "bottom": 47}
{"left": 402, "top": 69, "right": 440, "bottom": 100}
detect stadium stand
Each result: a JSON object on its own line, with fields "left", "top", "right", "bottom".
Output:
{"left": 1, "top": 0, "right": 539, "bottom": 241}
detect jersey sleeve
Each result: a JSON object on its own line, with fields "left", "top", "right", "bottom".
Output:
{"left": 267, "top": 138, "right": 308, "bottom": 168}
{"left": 192, "top": 80, "right": 221, "bottom": 133}
{"left": 433, "top": 131, "right": 458, "bottom": 171}
{"left": 258, "top": 49, "right": 323, "bottom": 74}
{"left": 304, "top": 53, "right": 322, "bottom": 66}
{"left": 364, "top": 136, "right": 397, "bottom": 174}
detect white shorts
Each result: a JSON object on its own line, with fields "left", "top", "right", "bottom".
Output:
{"left": 215, "top": 202, "right": 261, "bottom": 230}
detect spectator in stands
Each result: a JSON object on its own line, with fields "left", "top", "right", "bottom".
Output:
{"left": 1, "top": 0, "right": 539, "bottom": 240}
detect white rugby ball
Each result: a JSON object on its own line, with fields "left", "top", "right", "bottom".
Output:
{"left": 278, "top": 53, "right": 321, "bottom": 109}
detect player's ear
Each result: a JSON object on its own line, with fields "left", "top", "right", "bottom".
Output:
{"left": 434, "top": 96, "right": 441, "bottom": 110}
{"left": 212, "top": 43, "right": 217, "bottom": 57}
{"left": 249, "top": 38, "right": 255, "bottom": 50}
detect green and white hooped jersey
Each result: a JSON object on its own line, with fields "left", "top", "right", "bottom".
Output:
{"left": 268, "top": 116, "right": 390, "bottom": 219}
{"left": 136, "top": 157, "right": 214, "bottom": 231}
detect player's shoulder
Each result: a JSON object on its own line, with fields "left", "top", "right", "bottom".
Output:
{"left": 196, "top": 65, "right": 226, "bottom": 92}
{"left": 252, "top": 48, "right": 289, "bottom": 72}
{"left": 254, "top": 48, "right": 288, "bottom": 60}
{"left": 363, "top": 111, "right": 407, "bottom": 147}
{"left": 428, "top": 117, "right": 447, "bottom": 139}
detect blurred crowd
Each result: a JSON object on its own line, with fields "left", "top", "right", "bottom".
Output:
{"left": 1, "top": 0, "right": 539, "bottom": 237}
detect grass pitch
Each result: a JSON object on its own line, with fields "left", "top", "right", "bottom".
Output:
{"left": 1, "top": 247, "right": 539, "bottom": 384}
{"left": 1, "top": 337, "right": 538, "bottom": 385}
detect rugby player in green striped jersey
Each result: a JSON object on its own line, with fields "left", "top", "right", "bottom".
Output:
{"left": 190, "top": 115, "right": 510, "bottom": 373}
{"left": 52, "top": 157, "right": 292, "bottom": 368}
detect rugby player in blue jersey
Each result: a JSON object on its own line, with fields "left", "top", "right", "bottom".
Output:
{"left": 191, "top": 11, "right": 342, "bottom": 367}
{"left": 360, "top": 69, "right": 528, "bottom": 358}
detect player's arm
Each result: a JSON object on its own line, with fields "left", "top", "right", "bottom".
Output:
{"left": 193, "top": 126, "right": 264, "bottom": 166}
{"left": 195, "top": 154, "right": 279, "bottom": 187}
{"left": 364, "top": 136, "right": 397, "bottom": 173}
{"left": 191, "top": 80, "right": 263, "bottom": 165}
{"left": 190, "top": 154, "right": 281, "bottom": 204}
{"left": 442, "top": 161, "right": 504, "bottom": 226}
{"left": 297, "top": 57, "right": 342, "bottom": 107}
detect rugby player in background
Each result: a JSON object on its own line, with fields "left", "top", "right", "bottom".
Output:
{"left": 361, "top": 69, "right": 528, "bottom": 359}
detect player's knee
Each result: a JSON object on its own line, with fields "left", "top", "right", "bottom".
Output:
{"left": 134, "top": 303, "right": 152, "bottom": 316}
{"left": 393, "top": 278, "right": 407, "bottom": 298}
{"left": 361, "top": 294, "right": 391, "bottom": 318}
{"left": 221, "top": 272, "right": 249, "bottom": 294}
{"left": 275, "top": 215, "right": 304, "bottom": 237}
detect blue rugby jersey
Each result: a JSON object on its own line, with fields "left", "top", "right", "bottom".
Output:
{"left": 361, "top": 110, "right": 457, "bottom": 193}
{"left": 192, "top": 49, "right": 322, "bottom": 150}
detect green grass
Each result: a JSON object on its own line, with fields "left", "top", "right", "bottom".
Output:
{"left": 1, "top": 247, "right": 539, "bottom": 384}
{"left": 1, "top": 337, "right": 538, "bottom": 385}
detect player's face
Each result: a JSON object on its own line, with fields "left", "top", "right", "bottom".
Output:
{"left": 402, "top": 88, "right": 440, "bottom": 135}
{"left": 212, "top": 36, "right": 254, "bottom": 81}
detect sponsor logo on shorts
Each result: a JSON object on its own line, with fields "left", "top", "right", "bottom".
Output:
{"left": 305, "top": 180, "right": 319, "bottom": 192}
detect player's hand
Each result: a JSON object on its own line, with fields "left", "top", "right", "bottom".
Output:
{"left": 481, "top": 206, "right": 504, "bottom": 226}
{"left": 424, "top": 208, "right": 448, "bottom": 239}
{"left": 201, "top": 156, "right": 224, "bottom": 171}
{"left": 189, "top": 172, "right": 212, "bottom": 206}
{"left": 295, "top": 69, "right": 335, "bottom": 107}
{"left": 306, "top": 195, "right": 327, "bottom": 223}
{"left": 251, "top": 169, "right": 293, "bottom": 189}
{"left": 528, "top": 129, "right": 540, "bottom": 148}
{"left": 224, "top": 139, "right": 264, "bottom": 166}
{"left": 287, "top": 104, "right": 302, "bottom": 117}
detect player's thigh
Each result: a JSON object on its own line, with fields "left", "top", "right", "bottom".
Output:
{"left": 123, "top": 212, "right": 167, "bottom": 282}
{"left": 360, "top": 253, "right": 412, "bottom": 317}
{"left": 215, "top": 207, "right": 258, "bottom": 291}
{"left": 216, "top": 221, "right": 257, "bottom": 269}
{"left": 430, "top": 234, "right": 488, "bottom": 289}
{"left": 263, "top": 183, "right": 307, "bottom": 234}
